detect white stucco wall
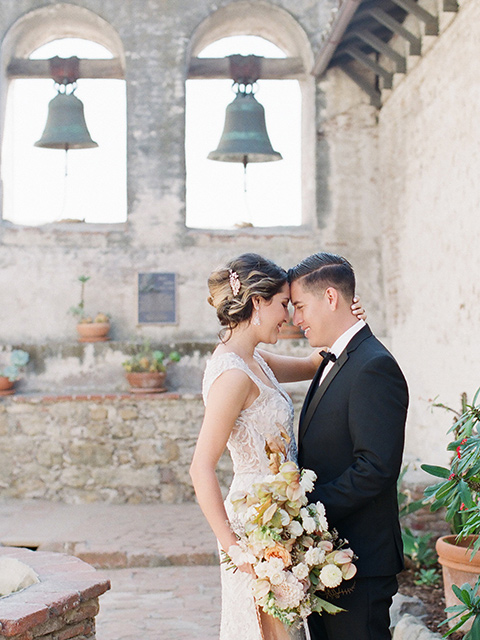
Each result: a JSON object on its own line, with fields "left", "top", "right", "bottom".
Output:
{"left": 378, "top": 0, "right": 480, "bottom": 473}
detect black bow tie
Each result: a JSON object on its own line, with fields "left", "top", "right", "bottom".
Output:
{"left": 320, "top": 350, "right": 337, "bottom": 363}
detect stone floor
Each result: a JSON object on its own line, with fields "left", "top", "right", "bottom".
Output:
{"left": 0, "top": 499, "right": 221, "bottom": 640}
{"left": 0, "top": 499, "right": 440, "bottom": 640}
{"left": 95, "top": 566, "right": 220, "bottom": 640}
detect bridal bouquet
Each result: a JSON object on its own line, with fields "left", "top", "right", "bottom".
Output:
{"left": 226, "top": 460, "right": 357, "bottom": 628}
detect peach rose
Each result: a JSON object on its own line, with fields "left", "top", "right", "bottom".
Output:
{"left": 265, "top": 543, "right": 292, "bottom": 568}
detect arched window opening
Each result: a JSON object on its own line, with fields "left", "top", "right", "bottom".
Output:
{"left": 2, "top": 38, "right": 127, "bottom": 226}
{"left": 186, "top": 35, "right": 301, "bottom": 229}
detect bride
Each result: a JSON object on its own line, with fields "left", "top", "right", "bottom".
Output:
{"left": 190, "top": 253, "right": 365, "bottom": 640}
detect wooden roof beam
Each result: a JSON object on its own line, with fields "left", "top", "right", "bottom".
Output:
{"left": 367, "top": 7, "right": 422, "bottom": 56}
{"left": 389, "top": 0, "right": 439, "bottom": 35}
{"left": 343, "top": 45, "right": 393, "bottom": 88}
{"left": 351, "top": 29, "right": 406, "bottom": 73}
{"left": 312, "top": 0, "right": 363, "bottom": 77}
{"left": 341, "top": 65, "right": 381, "bottom": 108}
{"left": 443, "top": 0, "right": 459, "bottom": 11}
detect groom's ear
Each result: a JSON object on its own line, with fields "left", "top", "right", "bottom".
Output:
{"left": 324, "top": 287, "right": 339, "bottom": 310}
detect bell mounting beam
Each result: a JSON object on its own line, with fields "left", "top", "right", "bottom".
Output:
{"left": 188, "top": 57, "right": 304, "bottom": 79}
{"left": 7, "top": 57, "right": 124, "bottom": 79}
{"left": 8, "top": 57, "right": 304, "bottom": 81}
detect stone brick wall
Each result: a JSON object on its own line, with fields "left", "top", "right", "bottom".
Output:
{"left": 0, "top": 392, "right": 303, "bottom": 503}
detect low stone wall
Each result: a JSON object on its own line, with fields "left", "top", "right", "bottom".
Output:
{"left": 0, "top": 393, "right": 214, "bottom": 503}
{"left": 0, "top": 391, "right": 306, "bottom": 503}
{"left": 0, "top": 547, "right": 110, "bottom": 640}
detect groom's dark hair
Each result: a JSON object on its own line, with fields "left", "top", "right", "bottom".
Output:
{"left": 288, "top": 252, "right": 355, "bottom": 301}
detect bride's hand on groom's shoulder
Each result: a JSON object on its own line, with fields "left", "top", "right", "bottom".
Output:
{"left": 351, "top": 296, "right": 366, "bottom": 321}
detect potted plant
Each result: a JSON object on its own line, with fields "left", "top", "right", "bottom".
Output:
{"left": 69, "top": 275, "right": 110, "bottom": 342}
{"left": 122, "top": 340, "right": 181, "bottom": 393}
{"left": 422, "top": 387, "right": 480, "bottom": 634}
{"left": 0, "top": 349, "right": 30, "bottom": 396}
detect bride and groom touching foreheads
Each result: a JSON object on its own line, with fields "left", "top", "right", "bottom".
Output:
{"left": 190, "top": 251, "right": 409, "bottom": 640}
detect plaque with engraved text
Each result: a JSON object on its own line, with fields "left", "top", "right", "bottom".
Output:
{"left": 138, "top": 273, "right": 177, "bottom": 324}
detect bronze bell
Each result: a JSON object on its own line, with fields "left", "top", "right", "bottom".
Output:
{"left": 35, "top": 90, "right": 98, "bottom": 150}
{"left": 208, "top": 88, "right": 282, "bottom": 167}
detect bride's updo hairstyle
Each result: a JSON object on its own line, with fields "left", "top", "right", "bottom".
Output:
{"left": 208, "top": 253, "right": 287, "bottom": 338}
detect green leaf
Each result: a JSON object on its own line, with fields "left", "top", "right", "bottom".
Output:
{"left": 311, "top": 597, "right": 345, "bottom": 615}
{"left": 421, "top": 464, "right": 451, "bottom": 478}
{"left": 466, "top": 613, "right": 480, "bottom": 640}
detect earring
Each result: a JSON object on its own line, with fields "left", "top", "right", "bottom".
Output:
{"left": 253, "top": 309, "right": 261, "bottom": 326}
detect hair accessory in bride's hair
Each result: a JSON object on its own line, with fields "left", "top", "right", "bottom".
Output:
{"left": 228, "top": 269, "right": 241, "bottom": 296}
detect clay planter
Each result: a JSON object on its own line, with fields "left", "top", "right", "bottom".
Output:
{"left": 125, "top": 371, "right": 167, "bottom": 394}
{"left": 278, "top": 323, "right": 305, "bottom": 340}
{"left": 436, "top": 534, "right": 480, "bottom": 631}
{"left": 0, "top": 376, "right": 15, "bottom": 396}
{"left": 76, "top": 322, "right": 110, "bottom": 342}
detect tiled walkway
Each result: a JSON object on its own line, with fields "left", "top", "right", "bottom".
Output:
{"left": 0, "top": 499, "right": 221, "bottom": 639}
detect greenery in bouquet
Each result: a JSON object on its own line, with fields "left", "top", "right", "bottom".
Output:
{"left": 122, "top": 339, "right": 181, "bottom": 373}
{"left": 225, "top": 460, "right": 357, "bottom": 628}
{"left": 422, "top": 387, "right": 480, "bottom": 547}
{"left": 0, "top": 349, "right": 29, "bottom": 381}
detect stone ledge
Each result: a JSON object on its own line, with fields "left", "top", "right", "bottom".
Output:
{"left": 2, "top": 392, "right": 196, "bottom": 403}
{"left": 0, "top": 548, "right": 110, "bottom": 638}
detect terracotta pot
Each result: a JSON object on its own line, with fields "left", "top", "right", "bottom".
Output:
{"left": 436, "top": 534, "right": 480, "bottom": 631}
{"left": 278, "top": 323, "right": 305, "bottom": 340}
{"left": 125, "top": 371, "right": 167, "bottom": 394}
{"left": 76, "top": 322, "right": 110, "bottom": 342}
{"left": 0, "top": 376, "right": 15, "bottom": 396}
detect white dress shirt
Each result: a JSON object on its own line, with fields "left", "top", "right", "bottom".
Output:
{"left": 319, "top": 319, "right": 366, "bottom": 384}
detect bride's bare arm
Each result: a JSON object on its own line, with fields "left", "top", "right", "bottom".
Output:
{"left": 189, "top": 369, "right": 256, "bottom": 573}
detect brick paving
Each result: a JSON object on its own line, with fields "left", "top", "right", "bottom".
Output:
{"left": 0, "top": 500, "right": 221, "bottom": 640}
{"left": 95, "top": 566, "right": 220, "bottom": 640}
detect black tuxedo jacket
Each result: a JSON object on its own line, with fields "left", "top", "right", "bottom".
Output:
{"left": 298, "top": 325, "right": 408, "bottom": 578}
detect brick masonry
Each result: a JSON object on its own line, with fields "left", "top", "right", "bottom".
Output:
{"left": 0, "top": 547, "right": 109, "bottom": 640}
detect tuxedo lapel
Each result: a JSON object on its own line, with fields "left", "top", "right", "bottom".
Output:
{"left": 299, "top": 358, "right": 327, "bottom": 425}
{"left": 299, "top": 350, "right": 348, "bottom": 439}
{"left": 299, "top": 325, "right": 373, "bottom": 441}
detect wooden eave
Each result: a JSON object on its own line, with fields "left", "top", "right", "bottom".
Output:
{"left": 313, "top": 0, "right": 459, "bottom": 108}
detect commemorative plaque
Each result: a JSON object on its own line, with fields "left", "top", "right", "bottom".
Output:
{"left": 138, "top": 272, "right": 177, "bottom": 324}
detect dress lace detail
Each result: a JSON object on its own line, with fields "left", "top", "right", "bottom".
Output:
{"left": 202, "top": 350, "right": 300, "bottom": 640}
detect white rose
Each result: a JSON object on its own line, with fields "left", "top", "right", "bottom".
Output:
{"left": 305, "top": 547, "right": 325, "bottom": 566}
{"left": 227, "top": 544, "right": 256, "bottom": 568}
{"left": 300, "top": 469, "right": 316, "bottom": 493}
{"left": 315, "top": 502, "right": 329, "bottom": 532}
{"left": 292, "top": 562, "right": 310, "bottom": 580}
{"left": 299, "top": 507, "right": 316, "bottom": 534}
{"left": 287, "top": 520, "right": 304, "bottom": 537}
{"left": 255, "top": 561, "right": 269, "bottom": 579}
{"left": 270, "top": 569, "right": 287, "bottom": 586}
{"left": 319, "top": 564, "right": 343, "bottom": 588}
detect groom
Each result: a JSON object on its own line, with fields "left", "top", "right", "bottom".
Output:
{"left": 289, "top": 252, "right": 408, "bottom": 640}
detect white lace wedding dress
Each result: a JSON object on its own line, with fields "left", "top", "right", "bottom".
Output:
{"left": 202, "top": 349, "right": 303, "bottom": 640}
